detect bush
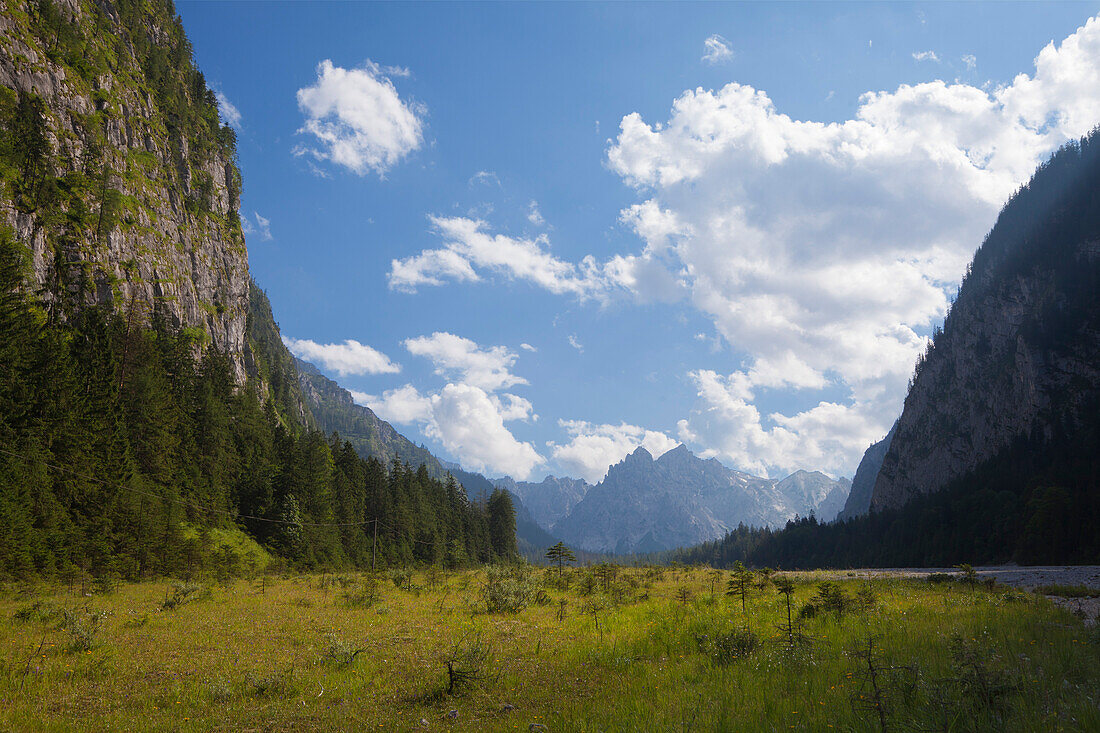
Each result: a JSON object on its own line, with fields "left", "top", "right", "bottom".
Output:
{"left": 697, "top": 628, "right": 759, "bottom": 665}
{"left": 60, "top": 608, "right": 109, "bottom": 652}
{"left": 342, "top": 576, "right": 382, "bottom": 608}
{"left": 161, "top": 582, "right": 207, "bottom": 611}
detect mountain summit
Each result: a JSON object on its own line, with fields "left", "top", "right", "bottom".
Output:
{"left": 552, "top": 445, "right": 849, "bottom": 553}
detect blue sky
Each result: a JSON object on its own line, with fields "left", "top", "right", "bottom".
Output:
{"left": 178, "top": 1, "right": 1100, "bottom": 483}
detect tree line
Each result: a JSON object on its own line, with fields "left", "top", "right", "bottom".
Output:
{"left": 0, "top": 228, "right": 518, "bottom": 579}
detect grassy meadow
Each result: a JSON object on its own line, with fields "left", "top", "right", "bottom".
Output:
{"left": 1, "top": 564, "right": 1098, "bottom": 731}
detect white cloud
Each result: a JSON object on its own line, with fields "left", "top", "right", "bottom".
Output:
{"left": 567, "top": 334, "right": 583, "bottom": 353}
{"left": 239, "top": 212, "right": 272, "bottom": 241}
{"left": 520, "top": 343, "right": 537, "bottom": 352}
{"left": 912, "top": 50, "right": 940, "bottom": 63}
{"left": 606, "top": 15, "right": 1100, "bottom": 475}
{"left": 550, "top": 419, "right": 679, "bottom": 483}
{"left": 404, "top": 332, "right": 527, "bottom": 392}
{"left": 295, "top": 59, "right": 424, "bottom": 176}
{"left": 353, "top": 384, "right": 432, "bottom": 424}
{"left": 355, "top": 334, "right": 543, "bottom": 478}
{"left": 469, "top": 170, "right": 501, "bottom": 187}
{"left": 702, "top": 34, "right": 734, "bottom": 65}
{"left": 428, "top": 384, "right": 543, "bottom": 479}
{"left": 282, "top": 337, "right": 401, "bottom": 376}
{"left": 527, "top": 200, "right": 545, "bottom": 226}
{"left": 962, "top": 54, "right": 977, "bottom": 70}
{"left": 216, "top": 91, "right": 242, "bottom": 128}
{"left": 388, "top": 216, "right": 635, "bottom": 300}
{"left": 676, "top": 370, "right": 882, "bottom": 477}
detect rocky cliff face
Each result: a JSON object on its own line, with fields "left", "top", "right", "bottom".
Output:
{"left": 871, "top": 134, "right": 1100, "bottom": 511}
{"left": 554, "top": 444, "right": 850, "bottom": 553}
{"left": 837, "top": 423, "right": 895, "bottom": 521}
{"left": 1, "top": 0, "right": 249, "bottom": 381}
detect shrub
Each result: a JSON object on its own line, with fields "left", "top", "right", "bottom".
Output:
{"left": 60, "top": 608, "right": 109, "bottom": 652}
{"left": 444, "top": 633, "right": 493, "bottom": 695}
{"left": 161, "top": 582, "right": 206, "bottom": 611}
{"left": 697, "top": 628, "right": 759, "bottom": 665}
{"left": 342, "top": 576, "right": 382, "bottom": 608}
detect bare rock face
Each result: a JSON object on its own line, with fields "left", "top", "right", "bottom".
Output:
{"left": 836, "top": 423, "right": 896, "bottom": 521}
{"left": 871, "top": 136, "right": 1100, "bottom": 512}
{"left": 0, "top": 1, "right": 249, "bottom": 382}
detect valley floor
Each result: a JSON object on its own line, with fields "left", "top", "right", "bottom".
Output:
{"left": 1, "top": 566, "right": 1098, "bottom": 731}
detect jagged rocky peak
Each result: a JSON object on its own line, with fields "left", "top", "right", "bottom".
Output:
{"left": 0, "top": 1, "right": 250, "bottom": 381}
{"left": 625, "top": 445, "right": 654, "bottom": 463}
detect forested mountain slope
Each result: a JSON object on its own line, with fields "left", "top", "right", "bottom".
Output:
{"left": 295, "top": 357, "right": 446, "bottom": 478}
{"left": 872, "top": 131, "right": 1100, "bottom": 513}
{"left": 0, "top": 0, "right": 515, "bottom": 578}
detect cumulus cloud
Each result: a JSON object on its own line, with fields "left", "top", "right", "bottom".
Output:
{"left": 912, "top": 50, "right": 940, "bottom": 63}
{"left": 357, "top": 334, "right": 543, "bottom": 478}
{"left": 404, "top": 332, "right": 527, "bottom": 391}
{"left": 295, "top": 59, "right": 424, "bottom": 176}
{"left": 676, "top": 370, "right": 883, "bottom": 477}
{"left": 388, "top": 216, "right": 636, "bottom": 300}
{"left": 520, "top": 343, "right": 537, "bottom": 352}
{"left": 549, "top": 420, "right": 679, "bottom": 483}
{"left": 702, "top": 34, "right": 734, "bottom": 65}
{"left": 962, "top": 54, "right": 977, "bottom": 70}
{"left": 282, "top": 337, "right": 401, "bottom": 376}
{"left": 606, "top": 15, "right": 1100, "bottom": 475}
{"left": 215, "top": 91, "right": 242, "bottom": 128}
{"left": 352, "top": 384, "right": 432, "bottom": 424}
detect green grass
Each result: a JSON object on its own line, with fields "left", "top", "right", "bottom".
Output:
{"left": 1034, "top": 584, "right": 1100, "bottom": 598}
{"left": 1, "top": 566, "right": 1097, "bottom": 731}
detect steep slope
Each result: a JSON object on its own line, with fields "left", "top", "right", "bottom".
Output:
{"left": 492, "top": 475, "right": 590, "bottom": 530}
{"left": 836, "top": 423, "right": 896, "bottom": 521}
{"left": 0, "top": 0, "right": 249, "bottom": 381}
{"left": 872, "top": 132, "right": 1100, "bottom": 512}
{"left": 294, "top": 357, "right": 449, "bottom": 477}
{"left": 554, "top": 445, "right": 849, "bottom": 553}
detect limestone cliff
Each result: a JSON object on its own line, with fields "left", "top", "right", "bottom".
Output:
{"left": 0, "top": 0, "right": 249, "bottom": 380}
{"left": 871, "top": 133, "right": 1100, "bottom": 511}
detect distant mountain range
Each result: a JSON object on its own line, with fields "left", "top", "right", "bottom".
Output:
{"left": 542, "top": 445, "right": 849, "bottom": 554}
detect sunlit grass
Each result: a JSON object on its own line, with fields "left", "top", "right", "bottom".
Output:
{"left": 1, "top": 566, "right": 1097, "bottom": 731}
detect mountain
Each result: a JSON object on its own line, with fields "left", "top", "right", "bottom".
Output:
{"left": 776, "top": 470, "right": 852, "bottom": 522}
{"left": 871, "top": 131, "right": 1100, "bottom": 515}
{"left": 0, "top": 0, "right": 515, "bottom": 578}
{"left": 552, "top": 444, "right": 850, "bottom": 553}
{"left": 295, "top": 357, "right": 448, "bottom": 478}
{"left": 491, "top": 475, "right": 590, "bottom": 530}
{"left": 836, "top": 422, "right": 896, "bottom": 521}
{"left": 0, "top": 0, "right": 250, "bottom": 381}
